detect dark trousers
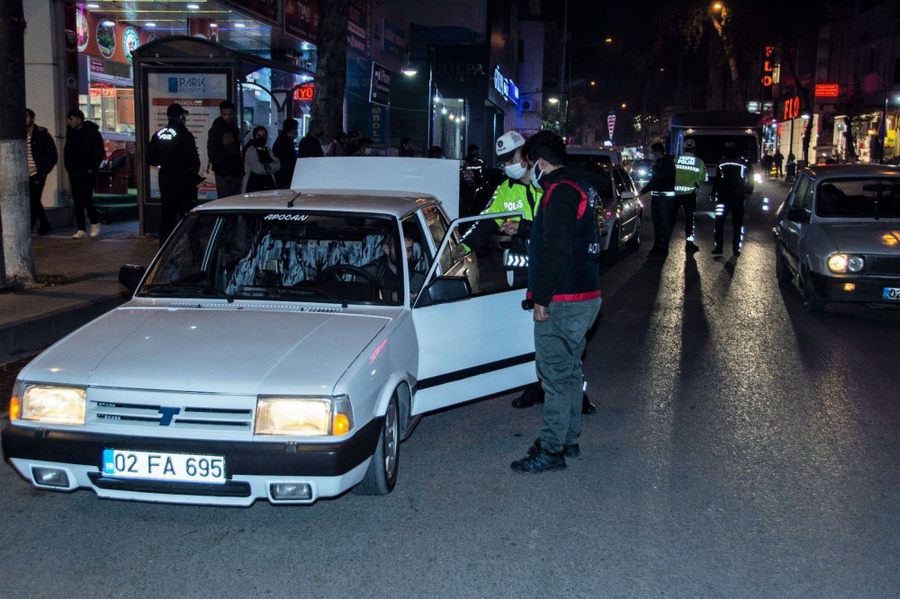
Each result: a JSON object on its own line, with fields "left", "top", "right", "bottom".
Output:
{"left": 29, "top": 174, "right": 51, "bottom": 232}
{"left": 675, "top": 192, "right": 697, "bottom": 242}
{"left": 69, "top": 172, "right": 99, "bottom": 231}
{"left": 214, "top": 173, "right": 243, "bottom": 199}
{"left": 159, "top": 174, "right": 197, "bottom": 246}
{"left": 714, "top": 194, "right": 745, "bottom": 252}
{"left": 650, "top": 193, "right": 676, "bottom": 249}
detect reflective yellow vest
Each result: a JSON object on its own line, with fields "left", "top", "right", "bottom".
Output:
{"left": 674, "top": 154, "right": 706, "bottom": 195}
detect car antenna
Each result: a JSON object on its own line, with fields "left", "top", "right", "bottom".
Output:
{"left": 287, "top": 191, "right": 302, "bottom": 208}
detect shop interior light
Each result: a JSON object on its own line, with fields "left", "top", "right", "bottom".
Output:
{"left": 448, "top": 113, "right": 455, "bottom": 121}
{"left": 86, "top": 3, "right": 100, "bottom": 9}
{"left": 234, "top": 22, "right": 246, "bottom": 28}
{"left": 548, "top": 97, "right": 559, "bottom": 104}
{"left": 145, "top": 22, "right": 157, "bottom": 28}
{"left": 209, "top": 23, "right": 218, "bottom": 28}
{"left": 100, "top": 20, "right": 115, "bottom": 27}
{"left": 401, "top": 68, "right": 418, "bottom": 77}
{"left": 460, "top": 115, "right": 466, "bottom": 122}
{"left": 186, "top": 3, "right": 201, "bottom": 9}
{"left": 441, "top": 106, "right": 448, "bottom": 115}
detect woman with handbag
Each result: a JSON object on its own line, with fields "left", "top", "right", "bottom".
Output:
{"left": 244, "top": 126, "right": 281, "bottom": 193}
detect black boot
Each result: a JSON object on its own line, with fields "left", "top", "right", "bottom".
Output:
{"left": 511, "top": 384, "right": 544, "bottom": 409}
{"left": 510, "top": 448, "right": 566, "bottom": 473}
{"left": 582, "top": 393, "right": 597, "bottom": 415}
{"left": 527, "top": 438, "right": 580, "bottom": 458}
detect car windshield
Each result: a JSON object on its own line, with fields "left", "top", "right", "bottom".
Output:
{"left": 815, "top": 178, "right": 900, "bottom": 219}
{"left": 139, "top": 211, "right": 418, "bottom": 305}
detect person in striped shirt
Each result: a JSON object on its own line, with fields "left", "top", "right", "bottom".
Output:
{"left": 25, "top": 108, "right": 58, "bottom": 235}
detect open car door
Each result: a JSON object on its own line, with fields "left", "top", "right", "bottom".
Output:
{"left": 411, "top": 212, "right": 536, "bottom": 415}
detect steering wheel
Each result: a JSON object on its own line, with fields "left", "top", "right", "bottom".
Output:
{"left": 316, "top": 264, "right": 383, "bottom": 300}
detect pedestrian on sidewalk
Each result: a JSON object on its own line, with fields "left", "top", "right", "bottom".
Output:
{"left": 63, "top": 109, "right": 105, "bottom": 239}
{"left": 510, "top": 130, "right": 603, "bottom": 474}
{"left": 25, "top": 108, "right": 57, "bottom": 235}
{"left": 244, "top": 126, "right": 280, "bottom": 192}
{"left": 148, "top": 103, "right": 201, "bottom": 246}
{"left": 639, "top": 142, "right": 676, "bottom": 256}
{"left": 272, "top": 118, "right": 298, "bottom": 189}
{"left": 207, "top": 100, "right": 243, "bottom": 199}
{"left": 298, "top": 126, "right": 325, "bottom": 158}
{"left": 773, "top": 149, "right": 784, "bottom": 178}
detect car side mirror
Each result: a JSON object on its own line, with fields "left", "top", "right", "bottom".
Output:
{"left": 786, "top": 208, "right": 809, "bottom": 223}
{"left": 416, "top": 276, "right": 471, "bottom": 307}
{"left": 119, "top": 264, "right": 146, "bottom": 293}
{"left": 620, "top": 191, "right": 635, "bottom": 200}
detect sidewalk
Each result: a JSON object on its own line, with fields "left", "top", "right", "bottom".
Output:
{"left": 0, "top": 221, "right": 158, "bottom": 363}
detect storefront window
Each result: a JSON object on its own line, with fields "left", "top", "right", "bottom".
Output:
{"left": 432, "top": 96, "right": 467, "bottom": 160}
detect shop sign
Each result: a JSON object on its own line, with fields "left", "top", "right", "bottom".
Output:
{"left": 284, "top": 0, "right": 319, "bottom": 42}
{"left": 815, "top": 83, "right": 840, "bottom": 98}
{"left": 348, "top": 0, "right": 370, "bottom": 57}
{"left": 369, "top": 62, "right": 391, "bottom": 106}
{"left": 220, "top": 0, "right": 278, "bottom": 27}
{"left": 76, "top": 8, "right": 89, "bottom": 52}
{"left": 123, "top": 27, "right": 140, "bottom": 64}
{"left": 607, "top": 112, "right": 616, "bottom": 141}
{"left": 96, "top": 20, "right": 116, "bottom": 59}
{"left": 293, "top": 83, "right": 315, "bottom": 101}
{"left": 782, "top": 95, "right": 801, "bottom": 120}
{"left": 761, "top": 46, "right": 775, "bottom": 87}
{"left": 381, "top": 18, "right": 407, "bottom": 61}
{"left": 492, "top": 67, "right": 520, "bottom": 105}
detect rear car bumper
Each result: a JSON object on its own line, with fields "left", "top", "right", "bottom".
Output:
{"left": 1, "top": 417, "right": 382, "bottom": 505}
{"left": 809, "top": 272, "right": 900, "bottom": 305}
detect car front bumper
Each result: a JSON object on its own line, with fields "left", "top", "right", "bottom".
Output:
{"left": 1, "top": 418, "right": 382, "bottom": 506}
{"left": 809, "top": 273, "right": 900, "bottom": 305}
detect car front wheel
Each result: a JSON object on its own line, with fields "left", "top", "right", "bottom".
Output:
{"left": 775, "top": 243, "right": 790, "bottom": 285}
{"left": 801, "top": 266, "right": 825, "bottom": 313}
{"left": 354, "top": 394, "right": 400, "bottom": 495}
{"left": 603, "top": 224, "right": 620, "bottom": 265}
{"left": 626, "top": 215, "right": 642, "bottom": 250}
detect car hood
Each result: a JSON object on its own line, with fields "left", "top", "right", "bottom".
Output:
{"left": 818, "top": 224, "right": 900, "bottom": 254}
{"left": 23, "top": 306, "right": 390, "bottom": 394}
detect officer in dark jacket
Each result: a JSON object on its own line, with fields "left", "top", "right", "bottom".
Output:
{"left": 272, "top": 118, "right": 299, "bottom": 189}
{"left": 25, "top": 108, "right": 58, "bottom": 235}
{"left": 639, "top": 142, "right": 677, "bottom": 256}
{"left": 64, "top": 109, "right": 105, "bottom": 239}
{"left": 148, "top": 103, "right": 201, "bottom": 245}
{"left": 712, "top": 142, "right": 753, "bottom": 257}
{"left": 207, "top": 100, "right": 243, "bottom": 199}
{"left": 510, "top": 131, "right": 603, "bottom": 474}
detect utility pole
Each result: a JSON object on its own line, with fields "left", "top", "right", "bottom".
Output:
{"left": 559, "top": 0, "right": 568, "bottom": 139}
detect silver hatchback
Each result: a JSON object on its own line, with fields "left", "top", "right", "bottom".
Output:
{"left": 774, "top": 164, "right": 900, "bottom": 312}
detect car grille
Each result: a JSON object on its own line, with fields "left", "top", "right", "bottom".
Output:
{"left": 88, "top": 400, "right": 253, "bottom": 432}
{"left": 867, "top": 256, "right": 900, "bottom": 276}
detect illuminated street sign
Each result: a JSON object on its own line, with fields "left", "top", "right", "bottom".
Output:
{"left": 815, "top": 83, "right": 840, "bottom": 98}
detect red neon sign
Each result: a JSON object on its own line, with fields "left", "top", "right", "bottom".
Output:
{"left": 761, "top": 46, "right": 775, "bottom": 87}
{"left": 815, "top": 83, "right": 839, "bottom": 98}
{"left": 293, "top": 83, "right": 315, "bottom": 101}
{"left": 782, "top": 96, "right": 800, "bottom": 120}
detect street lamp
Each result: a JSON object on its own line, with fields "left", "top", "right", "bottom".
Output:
{"left": 711, "top": 2, "right": 724, "bottom": 12}
{"left": 548, "top": 97, "right": 559, "bottom": 105}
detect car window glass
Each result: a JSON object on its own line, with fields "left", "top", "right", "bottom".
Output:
{"left": 801, "top": 178, "right": 815, "bottom": 211}
{"left": 790, "top": 176, "right": 809, "bottom": 209}
{"left": 401, "top": 215, "right": 429, "bottom": 299}
{"left": 612, "top": 169, "right": 628, "bottom": 195}
{"left": 141, "top": 212, "right": 403, "bottom": 306}
{"left": 815, "top": 178, "right": 900, "bottom": 218}
{"left": 421, "top": 204, "right": 448, "bottom": 248}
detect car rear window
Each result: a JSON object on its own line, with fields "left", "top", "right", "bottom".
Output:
{"left": 815, "top": 178, "right": 900, "bottom": 218}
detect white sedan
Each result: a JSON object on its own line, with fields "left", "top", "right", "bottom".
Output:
{"left": 2, "top": 161, "right": 536, "bottom": 505}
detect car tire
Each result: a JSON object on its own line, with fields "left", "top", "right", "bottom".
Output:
{"left": 801, "top": 265, "right": 825, "bottom": 313}
{"left": 626, "top": 216, "right": 642, "bottom": 250}
{"left": 775, "top": 243, "right": 790, "bottom": 285}
{"left": 354, "top": 394, "right": 400, "bottom": 496}
{"left": 603, "top": 224, "right": 620, "bottom": 265}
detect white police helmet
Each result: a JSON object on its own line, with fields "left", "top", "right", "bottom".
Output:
{"left": 495, "top": 130, "right": 526, "bottom": 162}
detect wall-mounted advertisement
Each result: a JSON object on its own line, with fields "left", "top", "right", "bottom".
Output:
{"left": 146, "top": 71, "right": 229, "bottom": 200}
{"left": 284, "top": 0, "right": 319, "bottom": 42}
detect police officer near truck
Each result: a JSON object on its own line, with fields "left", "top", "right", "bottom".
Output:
{"left": 711, "top": 142, "right": 754, "bottom": 257}
{"left": 673, "top": 139, "right": 706, "bottom": 252}
{"left": 148, "top": 103, "right": 202, "bottom": 245}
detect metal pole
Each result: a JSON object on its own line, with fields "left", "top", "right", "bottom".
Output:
{"left": 560, "top": 0, "right": 568, "bottom": 138}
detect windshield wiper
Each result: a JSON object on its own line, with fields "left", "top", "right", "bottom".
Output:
{"left": 141, "top": 282, "right": 232, "bottom": 299}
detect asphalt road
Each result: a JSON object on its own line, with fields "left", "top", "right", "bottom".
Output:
{"left": 1, "top": 179, "right": 898, "bottom": 598}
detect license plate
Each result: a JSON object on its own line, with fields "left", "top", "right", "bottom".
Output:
{"left": 882, "top": 287, "right": 900, "bottom": 301}
{"left": 102, "top": 449, "right": 225, "bottom": 484}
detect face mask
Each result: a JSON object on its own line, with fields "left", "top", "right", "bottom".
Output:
{"left": 254, "top": 137, "right": 266, "bottom": 147}
{"left": 504, "top": 162, "right": 527, "bottom": 180}
{"left": 530, "top": 162, "right": 544, "bottom": 187}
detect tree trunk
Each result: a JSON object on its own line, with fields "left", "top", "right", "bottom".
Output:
{"left": 311, "top": 0, "right": 350, "bottom": 144}
{"left": 0, "top": 0, "right": 35, "bottom": 285}
{"left": 709, "top": 17, "right": 745, "bottom": 111}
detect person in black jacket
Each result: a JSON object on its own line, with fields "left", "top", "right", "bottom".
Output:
{"left": 64, "top": 109, "right": 105, "bottom": 239}
{"left": 639, "top": 142, "right": 677, "bottom": 256}
{"left": 711, "top": 143, "right": 754, "bottom": 257}
{"left": 272, "top": 118, "right": 298, "bottom": 189}
{"left": 510, "top": 131, "right": 603, "bottom": 474}
{"left": 298, "top": 126, "right": 324, "bottom": 158}
{"left": 207, "top": 100, "right": 243, "bottom": 199}
{"left": 148, "top": 103, "right": 201, "bottom": 245}
{"left": 25, "top": 108, "right": 58, "bottom": 235}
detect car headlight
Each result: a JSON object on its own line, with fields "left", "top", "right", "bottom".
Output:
{"left": 13, "top": 384, "right": 86, "bottom": 425}
{"left": 754, "top": 172, "right": 763, "bottom": 184}
{"left": 826, "top": 253, "right": 865, "bottom": 273}
{"left": 254, "top": 395, "right": 353, "bottom": 436}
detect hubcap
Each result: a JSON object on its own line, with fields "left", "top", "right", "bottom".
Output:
{"left": 383, "top": 402, "right": 398, "bottom": 479}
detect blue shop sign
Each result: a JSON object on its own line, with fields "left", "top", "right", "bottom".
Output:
{"left": 493, "top": 67, "right": 520, "bottom": 106}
